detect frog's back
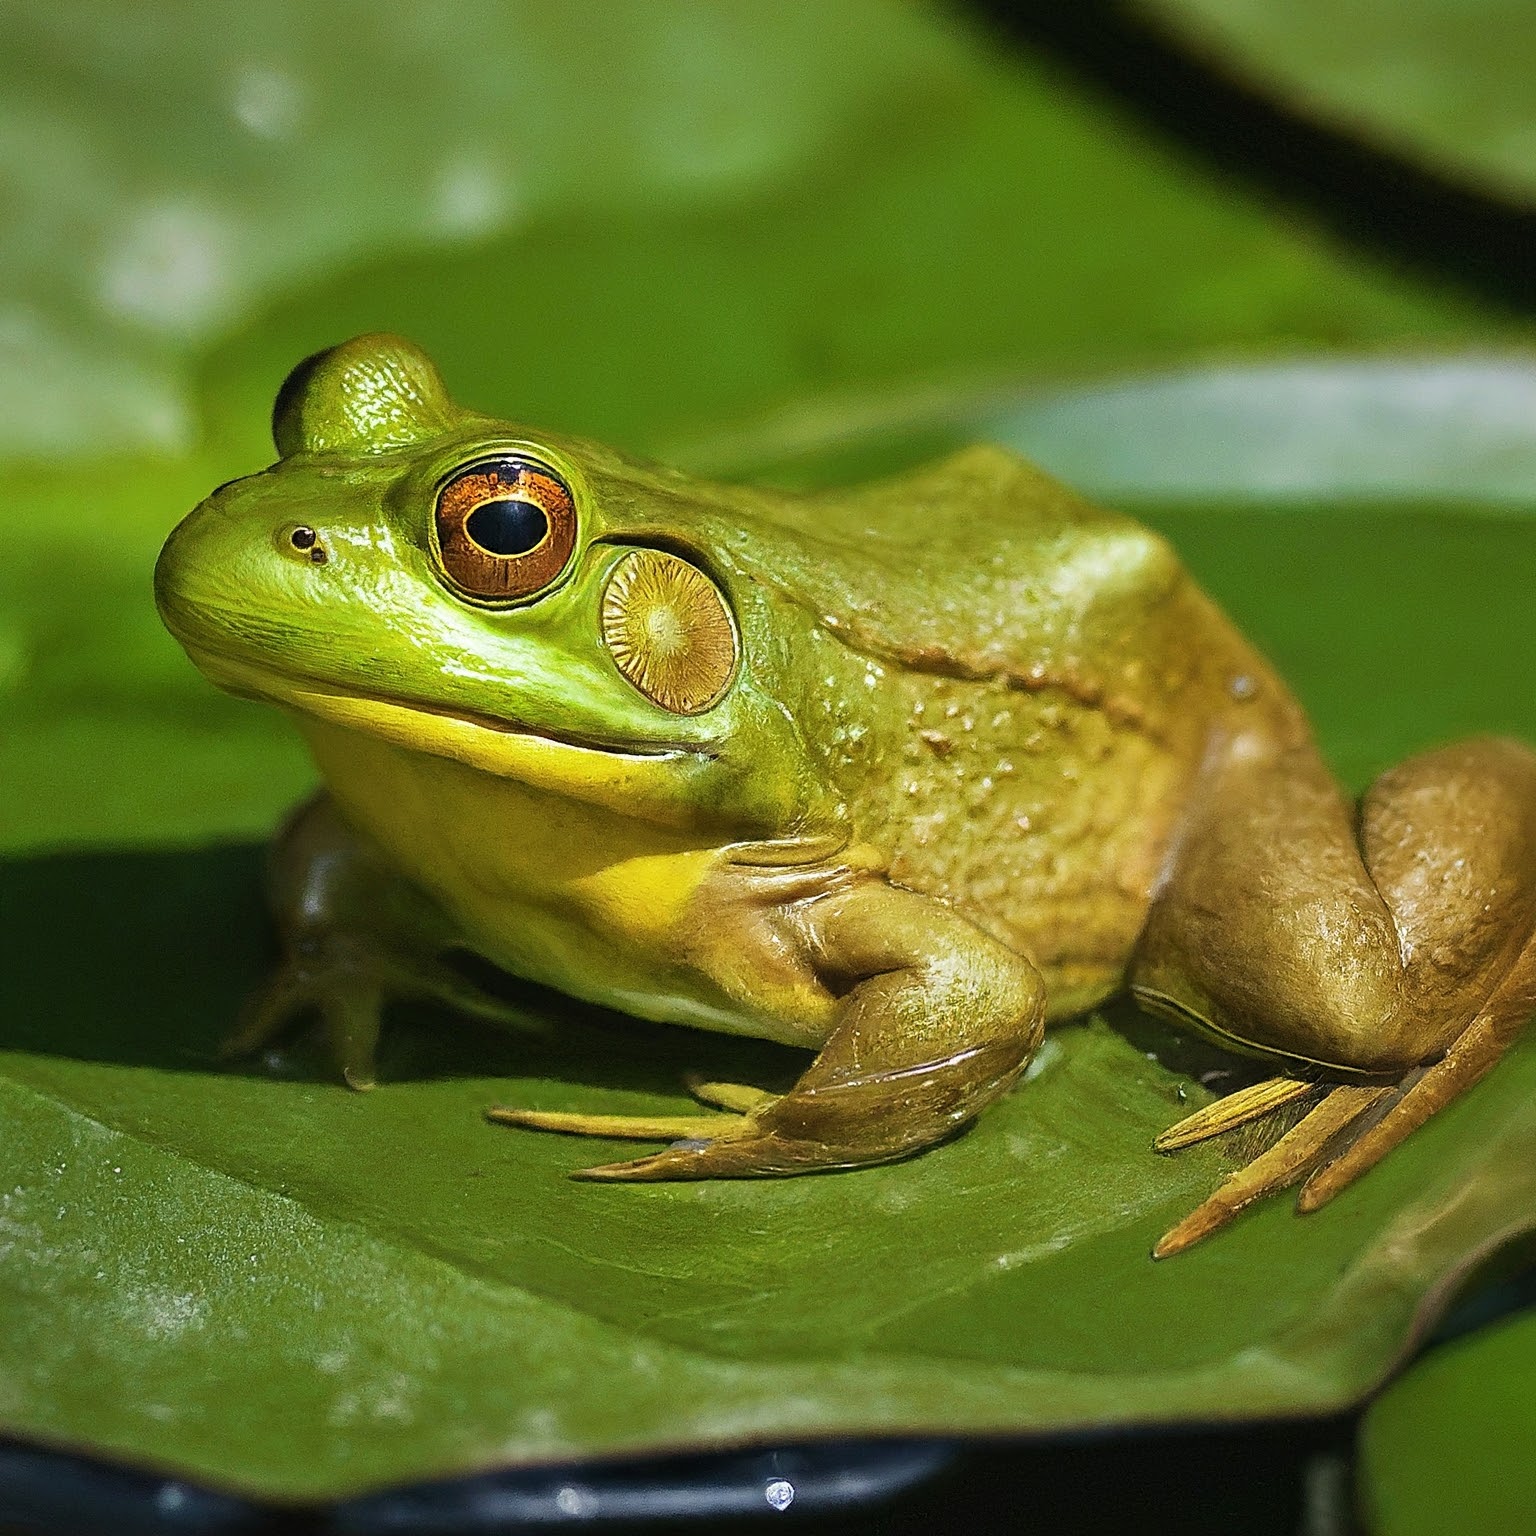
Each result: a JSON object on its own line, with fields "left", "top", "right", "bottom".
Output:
{"left": 722, "top": 446, "right": 1303, "bottom": 1013}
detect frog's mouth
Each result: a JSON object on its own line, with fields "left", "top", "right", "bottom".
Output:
{"left": 185, "top": 645, "right": 718, "bottom": 820}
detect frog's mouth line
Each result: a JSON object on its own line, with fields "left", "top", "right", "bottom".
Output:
{"left": 183, "top": 645, "right": 713, "bottom": 778}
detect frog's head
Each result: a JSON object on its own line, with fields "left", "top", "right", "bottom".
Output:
{"left": 155, "top": 333, "right": 821, "bottom": 835}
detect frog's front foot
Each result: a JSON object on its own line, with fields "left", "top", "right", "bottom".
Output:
{"left": 231, "top": 792, "right": 540, "bottom": 1089}
{"left": 486, "top": 1075, "right": 787, "bottom": 1174}
{"left": 494, "top": 880, "right": 1047, "bottom": 1180}
{"left": 226, "top": 938, "right": 526, "bottom": 1090}
{"left": 223, "top": 944, "right": 388, "bottom": 1090}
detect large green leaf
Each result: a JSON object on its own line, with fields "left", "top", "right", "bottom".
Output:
{"left": 1360, "top": 1309, "right": 1536, "bottom": 1536}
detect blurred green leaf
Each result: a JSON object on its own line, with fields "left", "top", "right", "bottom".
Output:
{"left": 1140, "top": 0, "right": 1536, "bottom": 203}
{"left": 0, "top": 0, "right": 945, "bottom": 460}
{"left": 1360, "top": 1310, "right": 1536, "bottom": 1536}
{"left": 194, "top": 19, "right": 1517, "bottom": 472}
{"left": 676, "top": 354, "right": 1536, "bottom": 502}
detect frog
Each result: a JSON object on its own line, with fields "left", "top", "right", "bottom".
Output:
{"left": 154, "top": 333, "right": 1536, "bottom": 1257}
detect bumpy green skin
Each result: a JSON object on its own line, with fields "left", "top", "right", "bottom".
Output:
{"left": 155, "top": 334, "right": 1536, "bottom": 1221}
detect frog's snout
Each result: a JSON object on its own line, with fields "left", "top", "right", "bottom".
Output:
{"left": 156, "top": 492, "right": 292, "bottom": 648}
{"left": 152, "top": 500, "right": 206, "bottom": 640}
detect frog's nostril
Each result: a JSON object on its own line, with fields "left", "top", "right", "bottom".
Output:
{"left": 287, "top": 525, "right": 329, "bottom": 564}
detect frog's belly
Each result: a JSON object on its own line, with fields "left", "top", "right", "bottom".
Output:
{"left": 451, "top": 885, "right": 814, "bottom": 1043}
{"left": 300, "top": 719, "right": 831, "bottom": 1049}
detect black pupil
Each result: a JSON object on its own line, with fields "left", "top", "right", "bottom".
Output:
{"left": 465, "top": 497, "right": 548, "bottom": 556}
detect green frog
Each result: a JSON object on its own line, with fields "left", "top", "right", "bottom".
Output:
{"left": 154, "top": 333, "right": 1536, "bottom": 1256}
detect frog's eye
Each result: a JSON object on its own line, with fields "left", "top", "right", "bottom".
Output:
{"left": 433, "top": 456, "right": 577, "bottom": 603}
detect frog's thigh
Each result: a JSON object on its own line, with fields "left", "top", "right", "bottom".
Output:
{"left": 1132, "top": 736, "right": 1536, "bottom": 1073}
{"left": 572, "top": 880, "right": 1047, "bottom": 1180}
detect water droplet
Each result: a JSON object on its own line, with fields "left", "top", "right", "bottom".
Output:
{"left": 764, "top": 1478, "right": 795, "bottom": 1512}
{"left": 1229, "top": 674, "right": 1257, "bottom": 701}
{"left": 555, "top": 1485, "right": 598, "bottom": 1517}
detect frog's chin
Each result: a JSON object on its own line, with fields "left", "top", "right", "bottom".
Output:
{"left": 185, "top": 646, "right": 717, "bottom": 821}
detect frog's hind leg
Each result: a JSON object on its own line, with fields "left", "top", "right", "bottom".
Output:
{"left": 1135, "top": 734, "right": 1536, "bottom": 1253}
{"left": 1299, "top": 930, "right": 1536, "bottom": 1210}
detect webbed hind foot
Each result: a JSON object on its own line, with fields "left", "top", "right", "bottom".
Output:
{"left": 1154, "top": 929, "right": 1535, "bottom": 1257}
{"left": 1154, "top": 1083, "right": 1395, "bottom": 1258}
{"left": 1136, "top": 735, "right": 1536, "bottom": 1256}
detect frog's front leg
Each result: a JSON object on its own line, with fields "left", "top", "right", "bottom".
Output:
{"left": 1133, "top": 733, "right": 1536, "bottom": 1256}
{"left": 230, "top": 793, "right": 534, "bottom": 1087}
{"left": 497, "top": 874, "right": 1047, "bottom": 1179}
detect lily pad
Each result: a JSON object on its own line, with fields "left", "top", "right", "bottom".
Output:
{"left": 1360, "top": 1308, "right": 1536, "bottom": 1536}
